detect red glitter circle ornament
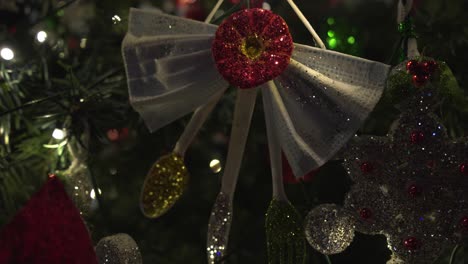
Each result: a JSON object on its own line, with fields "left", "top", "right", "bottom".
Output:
{"left": 212, "top": 8, "right": 293, "bottom": 89}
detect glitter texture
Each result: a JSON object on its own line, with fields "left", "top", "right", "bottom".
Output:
{"left": 265, "top": 199, "right": 306, "bottom": 264}
{"left": 95, "top": 233, "right": 142, "bottom": 264}
{"left": 0, "top": 177, "right": 98, "bottom": 263}
{"left": 207, "top": 192, "right": 232, "bottom": 264}
{"left": 62, "top": 161, "right": 94, "bottom": 217}
{"left": 304, "top": 204, "right": 355, "bottom": 255}
{"left": 140, "top": 152, "right": 189, "bottom": 218}
{"left": 212, "top": 8, "right": 293, "bottom": 89}
{"left": 340, "top": 61, "right": 468, "bottom": 263}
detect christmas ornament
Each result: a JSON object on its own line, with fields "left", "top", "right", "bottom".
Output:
{"left": 122, "top": 1, "right": 389, "bottom": 261}
{"left": 339, "top": 74, "right": 468, "bottom": 263}
{"left": 304, "top": 204, "right": 355, "bottom": 255}
{"left": 264, "top": 97, "right": 305, "bottom": 263}
{"left": 62, "top": 159, "right": 95, "bottom": 216}
{"left": 62, "top": 134, "right": 95, "bottom": 217}
{"left": 265, "top": 200, "right": 305, "bottom": 263}
{"left": 212, "top": 9, "right": 293, "bottom": 88}
{"left": 207, "top": 192, "right": 232, "bottom": 263}
{"left": 140, "top": 152, "right": 189, "bottom": 218}
{"left": 95, "top": 233, "right": 142, "bottom": 264}
{"left": 0, "top": 176, "right": 98, "bottom": 263}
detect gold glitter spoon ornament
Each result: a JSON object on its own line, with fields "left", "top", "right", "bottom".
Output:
{"left": 140, "top": 152, "right": 188, "bottom": 218}
{"left": 140, "top": 89, "right": 226, "bottom": 219}
{"left": 264, "top": 81, "right": 306, "bottom": 264}
{"left": 139, "top": 95, "right": 224, "bottom": 219}
{"left": 138, "top": 3, "right": 228, "bottom": 219}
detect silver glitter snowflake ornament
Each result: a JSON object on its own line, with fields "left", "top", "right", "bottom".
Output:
{"left": 341, "top": 74, "right": 468, "bottom": 263}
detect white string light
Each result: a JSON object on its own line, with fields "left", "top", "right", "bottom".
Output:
{"left": 0, "top": 47, "right": 14, "bottom": 60}
{"left": 36, "top": 31, "right": 47, "bottom": 43}
{"left": 52, "top": 128, "right": 66, "bottom": 140}
{"left": 112, "top": 15, "right": 121, "bottom": 24}
{"left": 90, "top": 188, "right": 102, "bottom": 199}
{"left": 209, "top": 159, "right": 222, "bottom": 173}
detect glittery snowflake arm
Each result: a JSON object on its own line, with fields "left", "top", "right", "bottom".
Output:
{"left": 266, "top": 44, "right": 390, "bottom": 178}
{"left": 122, "top": 9, "right": 228, "bottom": 132}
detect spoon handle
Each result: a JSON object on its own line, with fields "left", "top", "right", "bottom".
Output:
{"left": 220, "top": 88, "right": 258, "bottom": 197}
{"left": 173, "top": 87, "right": 226, "bottom": 156}
{"left": 264, "top": 81, "right": 287, "bottom": 201}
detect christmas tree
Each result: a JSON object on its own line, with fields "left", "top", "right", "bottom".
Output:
{"left": 0, "top": 0, "right": 467, "bottom": 263}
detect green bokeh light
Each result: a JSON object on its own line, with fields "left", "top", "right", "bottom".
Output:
{"left": 327, "top": 30, "right": 335, "bottom": 38}
{"left": 327, "top": 17, "right": 335, "bottom": 25}
{"left": 347, "top": 36, "right": 356, "bottom": 45}
{"left": 328, "top": 38, "right": 337, "bottom": 49}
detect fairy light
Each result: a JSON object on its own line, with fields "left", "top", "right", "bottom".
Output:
{"left": 90, "top": 188, "right": 102, "bottom": 199}
{"left": 209, "top": 159, "right": 222, "bottom": 173}
{"left": 112, "top": 15, "right": 121, "bottom": 24}
{"left": 327, "top": 17, "right": 335, "bottom": 26}
{"left": 328, "top": 38, "right": 338, "bottom": 49}
{"left": 347, "top": 36, "right": 356, "bottom": 45}
{"left": 0, "top": 47, "right": 14, "bottom": 60}
{"left": 80, "top": 38, "right": 87, "bottom": 49}
{"left": 327, "top": 30, "right": 335, "bottom": 38}
{"left": 36, "top": 31, "right": 47, "bottom": 43}
{"left": 52, "top": 128, "right": 66, "bottom": 140}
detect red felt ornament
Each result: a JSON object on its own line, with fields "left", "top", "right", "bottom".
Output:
{"left": 0, "top": 176, "right": 98, "bottom": 264}
{"left": 212, "top": 8, "right": 293, "bottom": 89}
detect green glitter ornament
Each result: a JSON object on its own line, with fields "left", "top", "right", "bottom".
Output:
{"left": 265, "top": 199, "right": 306, "bottom": 264}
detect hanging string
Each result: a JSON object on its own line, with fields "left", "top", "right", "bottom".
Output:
{"left": 286, "top": 0, "right": 326, "bottom": 49}
{"left": 397, "top": 0, "right": 419, "bottom": 59}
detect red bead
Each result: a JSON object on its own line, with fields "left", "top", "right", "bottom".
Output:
{"left": 407, "top": 184, "right": 421, "bottom": 197}
{"left": 412, "top": 74, "right": 429, "bottom": 87}
{"left": 460, "top": 217, "right": 468, "bottom": 231}
{"left": 359, "top": 208, "right": 372, "bottom": 220}
{"left": 403, "top": 237, "right": 421, "bottom": 250}
{"left": 410, "top": 131, "right": 425, "bottom": 144}
{"left": 107, "top": 129, "right": 119, "bottom": 141}
{"left": 422, "top": 60, "right": 438, "bottom": 75}
{"left": 360, "top": 162, "right": 374, "bottom": 174}
{"left": 406, "top": 60, "right": 420, "bottom": 74}
{"left": 460, "top": 163, "right": 468, "bottom": 176}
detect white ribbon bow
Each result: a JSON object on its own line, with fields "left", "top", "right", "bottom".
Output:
{"left": 122, "top": 7, "right": 390, "bottom": 178}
